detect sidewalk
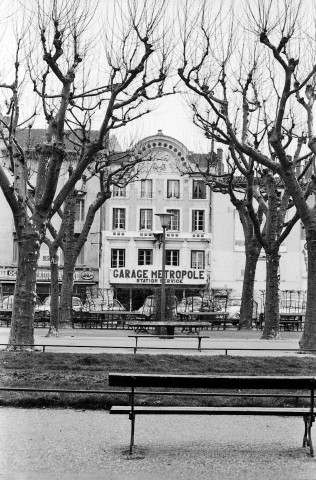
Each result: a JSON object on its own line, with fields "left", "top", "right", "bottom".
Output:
{"left": 0, "top": 327, "right": 306, "bottom": 356}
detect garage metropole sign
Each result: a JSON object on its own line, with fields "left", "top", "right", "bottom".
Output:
{"left": 110, "top": 267, "right": 206, "bottom": 285}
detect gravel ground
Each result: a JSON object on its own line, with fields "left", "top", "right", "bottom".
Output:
{"left": 0, "top": 328, "right": 307, "bottom": 356}
{"left": 1, "top": 408, "right": 316, "bottom": 480}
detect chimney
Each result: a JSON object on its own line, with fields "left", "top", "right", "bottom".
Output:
{"left": 217, "top": 148, "right": 224, "bottom": 174}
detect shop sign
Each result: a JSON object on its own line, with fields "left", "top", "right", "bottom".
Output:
{"left": 0, "top": 269, "right": 17, "bottom": 279}
{"left": 81, "top": 270, "right": 94, "bottom": 280}
{"left": 110, "top": 267, "right": 206, "bottom": 285}
{"left": 36, "top": 270, "right": 81, "bottom": 281}
{"left": 0, "top": 268, "right": 94, "bottom": 282}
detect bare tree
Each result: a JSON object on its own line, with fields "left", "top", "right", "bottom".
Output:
{"left": 177, "top": 0, "right": 316, "bottom": 346}
{"left": 44, "top": 148, "right": 148, "bottom": 334}
{"left": 0, "top": 0, "right": 173, "bottom": 349}
{"left": 186, "top": 142, "right": 300, "bottom": 335}
{"left": 180, "top": 143, "right": 263, "bottom": 329}
{"left": 210, "top": 165, "right": 264, "bottom": 330}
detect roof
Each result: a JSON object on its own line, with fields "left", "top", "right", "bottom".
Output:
{"left": 14, "top": 128, "right": 105, "bottom": 151}
{"left": 187, "top": 150, "right": 224, "bottom": 173}
{"left": 5, "top": 127, "right": 120, "bottom": 152}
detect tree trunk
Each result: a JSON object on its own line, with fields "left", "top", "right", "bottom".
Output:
{"left": 59, "top": 260, "right": 75, "bottom": 328}
{"left": 239, "top": 242, "right": 261, "bottom": 329}
{"left": 299, "top": 236, "right": 316, "bottom": 350}
{"left": 46, "top": 248, "right": 60, "bottom": 337}
{"left": 262, "top": 251, "right": 280, "bottom": 339}
{"left": 8, "top": 226, "right": 41, "bottom": 350}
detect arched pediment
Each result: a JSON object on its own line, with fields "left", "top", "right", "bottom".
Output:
{"left": 137, "top": 131, "right": 190, "bottom": 173}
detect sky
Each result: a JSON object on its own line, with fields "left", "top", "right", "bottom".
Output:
{"left": 3, "top": 0, "right": 311, "bottom": 157}
{"left": 0, "top": 0, "right": 212, "bottom": 154}
{"left": 115, "top": 94, "right": 211, "bottom": 153}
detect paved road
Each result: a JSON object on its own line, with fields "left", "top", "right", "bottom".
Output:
{"left": 1, "top": 408, "right": 315, "bottom": 480}
{"left": 0, "top": 327, "right": 307, "bottom": 356}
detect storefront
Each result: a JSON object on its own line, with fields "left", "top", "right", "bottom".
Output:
{"left": 0, "top": 266, "right": 99, "bottom": 302}
{"left": 109, "top": 267, "right": 209, "bottom": 310}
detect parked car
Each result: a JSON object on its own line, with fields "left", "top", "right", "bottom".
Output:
{"left": 135, "top": 295, "right": 156, "bottom": 316}
{"left": 1, "top": 295, "right": 43, "bottom": 310}
{"left": 224, "top": 296, "right": 260, "bottom": 325}
{"left": 136, "top": 295, "right": 178, "bottom": 316}
{"left": 224, "top": 297, "right": 241, "bottom": 324}
{"left": 0, "top": 295, "right": 15, "bottom": 309}
{"left": 177, "top": 296, "right": 214, "bottom": 313}
{"left": 86, "top": 298, "right": 126, "bottom": 311}
{"left": 177, "top": 294, "right": 241, "bottom": 323}
{"left": 36, "top": 296, "right": 83, "bottom": 314}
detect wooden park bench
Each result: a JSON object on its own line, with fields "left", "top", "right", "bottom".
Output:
{"left": 109, "top": 373, "right": 316, "bottom": 456}
{"left": 128, "top": 334, "right": 209, "bottom": 353}
{"left": 279, "top": 313, "right": 304, "bottom": 331}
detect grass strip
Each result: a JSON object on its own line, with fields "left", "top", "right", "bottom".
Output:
{"left": 1, "top": 352, "right": 316, "bottom": 409}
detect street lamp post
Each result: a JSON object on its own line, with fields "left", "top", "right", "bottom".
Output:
{"left": 155, "top": 213, "right": 174, "bottom": 324}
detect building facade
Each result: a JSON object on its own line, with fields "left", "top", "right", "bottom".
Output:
{"left": 100, "top": 131, "right": 212, "bottom": 308}
{"left": 0, "top": 131, "right": 100, "bottom": 301}
{"left": 100, "top": 131, "right": 308, "bottom": 309}
{"left": 0, "top": 129, "right": 308, "bottom": 307}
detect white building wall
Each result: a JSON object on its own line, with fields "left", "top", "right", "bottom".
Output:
{"left": 0, "top": 130, "right": 308, "bottom": 300}
{"left": 100, "top": 132, "right": 212, "bottom": 294}
{"left": 211, "top": 189, "right": 306, "bottom": 294}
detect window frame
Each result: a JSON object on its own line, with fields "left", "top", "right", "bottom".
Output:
{"left": 191, "top": 250, "right": 205, "bottom": 269}
{"left": 192, "top": 180, "right": 206, "bottom": 199}
{"left": 112, "top": 185, "right": 127, "bottom": 197}
{"left": 112, "top": 208, "right": 126, "bottom": 230}
{"left": 75, "top": 198, "right": 85, "bottom": 222}
{"left": 12, "top": 233, "right": 18, "bottom": 263}
{"left": 76, "top": 246, "right": 85, "bottom": 265}
{"left": 167, "top": 179, "right": 180, "bottom": 198}
{"left": 138, "top": 249, "right": 153, "bottom": 265}
{"left": 166, "top": 209, "right": 180, "bottom": 231}
{"left": 140, "top": 179, "right": 153, "bottom": 198}
{"left": 139, "top": 208, "right": 153, "bottom": 230}
{"left": 166, "top": 249, "right": 179, "bottom": 266}
{"left": 111, "top": 249, "right": 125, "bottom": 268}
{"left": 192, "top": 210, "right": 205, "bottom": 231}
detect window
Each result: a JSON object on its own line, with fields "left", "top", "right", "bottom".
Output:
{"left": 138, "top": 249, "right": 153, "bottom": 265}
{"left": 76, "top": 246, "right": 85, "bottom": 265}
{"left": 191, "top": 251, "right": 205, "bottom": 269}
{"left": 192, "top": 210, "right": 205, "bottom": 231}
{"left": 58, "top": 249, "right": 64, "bottom": 265}
{"left": 112, "top": 208, "right": 126, "bottom": 230}
{"left": 75, "top": 199, "right": 85, "bottom": 221}
{"left": 13, "top": 233, "right": 18, "bottom": 263}
{"left": 73, "top": 234, "right": 85, "bottom": 265}
{"left": 166, "top": 250, "right": 179, "bottom": 266}
{"left": 112, "top": 185, "right": 126, "bottom": 197}
{"left": 141, "top": 179, "right": 153, "bottom": 198}
{"left": 140, "top": 209, "right": 153, "bottom": 230}
{"left": 167, "top": 209, "right": 180, "bottom": 231}
{"left": 167, "top": 180, "right": 180, "bottom": 198}
{"left": 111, "top": 249, "right": 125, "bottom": 268}
{"left": 192, "top": 180, "right": 206, "bottom": 199}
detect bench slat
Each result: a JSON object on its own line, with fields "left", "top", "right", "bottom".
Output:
{"left": 110, "top": 406, "right": 311, "bottom": 416}
{"left": 109, "top": 373, "right": 316, "bottom": 390}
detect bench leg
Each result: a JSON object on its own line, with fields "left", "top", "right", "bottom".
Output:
{"left": 128, "top": 411, "right": 135, "bottom": 454}
{"left": 303, "top": 415, "right": 314, "bottom": 457}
